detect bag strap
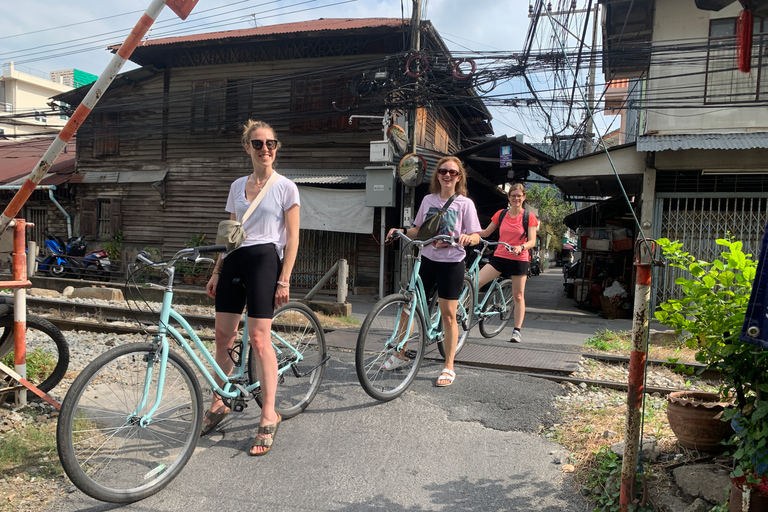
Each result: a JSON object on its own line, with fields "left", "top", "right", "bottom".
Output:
{"left": 439, "top": 194, "right": 458, "bottom": 214}
{"left": 240, "top": 172, "right": 280, "bottom": 223}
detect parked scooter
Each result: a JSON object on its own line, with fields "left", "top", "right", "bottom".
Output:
{"left": 528, "top": 250, "right": 541, "bottom": 277}
{"left": 562, "top": 260, "right": 580, "bottom": 298}
{"left": 36, "top": 233, "right": 112, "bottom": 280}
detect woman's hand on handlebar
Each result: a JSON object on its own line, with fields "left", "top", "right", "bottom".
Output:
{"left": 457, "top": 233, "right": 478, "bottom": 247}
{"left": 386, "top": 227, "right": 407, "bottom": 241}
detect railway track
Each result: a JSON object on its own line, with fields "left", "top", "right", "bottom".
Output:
{"left": 19, "top": 296, "right": 716, "bottom": 395}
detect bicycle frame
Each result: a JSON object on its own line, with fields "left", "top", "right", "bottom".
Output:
{"left": 465, "top": 239, "right": 513, "bottom": 320}
{"left": 133, "top": 248, "right": 305, "bottom": 426}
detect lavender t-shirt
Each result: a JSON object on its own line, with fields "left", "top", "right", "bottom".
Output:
{"left": 413, "top": 193, "right": 481, "bottom": 262}
{"left": 224, "top": 174, "right": 300, "bottom": 259}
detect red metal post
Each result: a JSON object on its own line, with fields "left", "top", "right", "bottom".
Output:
{"left": 620, "top": 258, "right": 653, "bottom": 510}
{"left": 12, "top": 219, "right": 28, "bottom": 406}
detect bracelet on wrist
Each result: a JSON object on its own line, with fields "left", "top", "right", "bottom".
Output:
{"left": 277, "top": 281, "right": 290, "bottom": 287}
{"left": 212, "top": 270, "right": 221, "bottom": 275}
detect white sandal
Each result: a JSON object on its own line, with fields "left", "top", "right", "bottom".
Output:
{"left": 436, "top": 368, "right": 456, "bottom": 387}
{"left": 382, "top": 354, "right": 409, "bottom": 370}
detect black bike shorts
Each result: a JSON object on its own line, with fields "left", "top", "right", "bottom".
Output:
{"left": 215, "top": 244, "right": 282, "bottom": 318}
{"left": 419, "top": 257, "right": 464, "bottom": 300}
{"left": 488, "top": 255, "right": 529, "bottom": 278}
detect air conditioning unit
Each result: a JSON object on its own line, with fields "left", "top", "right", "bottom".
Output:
{"left": 369, "top": 141, "right": 394, "bottom": 163}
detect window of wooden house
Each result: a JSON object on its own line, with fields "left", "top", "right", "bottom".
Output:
{"left": 225, "top": 79, "right": 253, "bottom": 131}
{"left": 191, "top": 80, "right": 226, "bottom": 133}
{"left": 80, "top": 198, "right": 122, "bottom": 239}
{"left": 705, "top": 17, "right": 766, "bottom": 103}
{"left": 93, "top": 112, "right": 119, "bottom": 157}
{"left": 290, "top": 76, "right": 357, "bottom": 132}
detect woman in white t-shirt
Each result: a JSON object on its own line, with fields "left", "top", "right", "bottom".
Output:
{"left": 202, "top": 120, "right": 300, "bottom": 456}
{"left": 387, "top": 156, "right": 481, "bottom": 387}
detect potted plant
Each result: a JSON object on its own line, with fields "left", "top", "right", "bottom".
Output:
{"left": 655, "top": 237, "right": 767, "bottom": 507}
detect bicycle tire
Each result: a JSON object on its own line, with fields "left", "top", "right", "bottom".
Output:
{"left": 0, "top": 314, "right": 69, "bottom": 398}
{"left": 355, "top": 294, "right": 425, "bottom": 401}
{"left": 250, "top": 302, "right": 327, "bottom": 419}
{"left": 437, "top": 276, "right": 474, "bottom": 358}
{"left": 479, "top": 279, "right": 515, "bottom": 338}
{"left": 57, "top": 343, "right": 203, "bottom": 504}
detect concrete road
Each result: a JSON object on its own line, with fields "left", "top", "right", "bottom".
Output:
{"left": 53, "top": 351, "right": 589, "bottom": 512}
{"left": 53, "top": 267, "right": 634, "bottom": 512}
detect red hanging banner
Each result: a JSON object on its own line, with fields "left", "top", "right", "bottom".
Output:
{"left": 736, "top": 8, "right": 753, "bottom": 73}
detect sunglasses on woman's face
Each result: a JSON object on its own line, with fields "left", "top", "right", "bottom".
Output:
{"left": 250, "top": 139, "right": 279, "bottom": 150}
{"left": 436, "top": 168, "right": 459, "bottom": 176}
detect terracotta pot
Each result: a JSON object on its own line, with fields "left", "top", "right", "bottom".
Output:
{"left": 730, "top": 482, "right": 768, "bottom": 512}
{"left": 666, "top": 391, "right": 733, "bottom": 452}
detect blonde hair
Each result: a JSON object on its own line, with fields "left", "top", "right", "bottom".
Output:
{"left": 241, "top": 120, "right": 281, "bottom": 150}
{"left": 429, "top": 156, "right": 468, "bottom": 196}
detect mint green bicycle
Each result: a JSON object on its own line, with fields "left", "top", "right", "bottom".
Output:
{"left": 464, "top": 238, "right": 516, "bottom": 338}
{"left": 56, "top": 245, "right": 328, "bottom": 503}
{"left": 355, "top": 232, "right": 474, "bottom": 401}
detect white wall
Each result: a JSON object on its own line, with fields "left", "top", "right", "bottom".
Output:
{"left": 645, "top": 0, "right": 768, "bottom": 134}
{"left": 0, "top": 63, "right": 71, "bottom": 137}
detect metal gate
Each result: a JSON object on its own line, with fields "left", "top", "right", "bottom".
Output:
{"left": 294, "top": 229, "right": 356, "bottom": 290}
{"left": 652, "top": 193, "right": 768, "bottom": 305}
{"left": 24, "top": 206, "right": 46, "bottom": 247}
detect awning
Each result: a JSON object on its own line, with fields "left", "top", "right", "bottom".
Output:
{"left": 564, "top": 196, "right": 636, "bottom": 231}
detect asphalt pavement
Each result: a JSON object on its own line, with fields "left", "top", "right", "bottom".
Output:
{"left": 52, "top": 266, "right": 638, "bottom": 512}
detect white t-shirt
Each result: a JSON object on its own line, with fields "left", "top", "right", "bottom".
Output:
{"left": 224, "top": 174, "right": 300, "bottom": 259}
{"left": 413, "top": 193, "right": 481, "bottom": 262}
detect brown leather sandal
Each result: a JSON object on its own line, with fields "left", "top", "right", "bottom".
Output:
{"left": 250, "top": 413, "right": 281, "bottom": 456}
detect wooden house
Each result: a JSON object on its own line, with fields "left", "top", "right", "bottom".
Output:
{"left": 54, "top": 18, "right": 493, "bottom": 294}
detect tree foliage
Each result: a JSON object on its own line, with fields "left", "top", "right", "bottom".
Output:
{"left": 524, "top": 184, "right": 573, "bottom": 252}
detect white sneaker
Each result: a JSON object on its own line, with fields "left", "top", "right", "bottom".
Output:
{"left": 509, "top": 330, "right": 522, "bottom": 343}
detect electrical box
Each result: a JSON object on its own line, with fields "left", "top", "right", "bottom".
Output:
{"left": 365, "top": 166, "right": 396, "bottom": 207}
{"left": 370, "top": 141, "right": 393, "bottom": 163}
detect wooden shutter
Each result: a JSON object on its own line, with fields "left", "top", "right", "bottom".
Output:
{"left": 109, "top": 198, "right": 122, "bottom": 236}
{"left": 80, "top": 199, "right": 97, "bottom": 238}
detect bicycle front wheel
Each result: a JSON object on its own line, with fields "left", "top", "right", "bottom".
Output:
{"left": 479, "top": 279, "right": 514, "bottom": 338}
{"left": 437, "top": 276, "right": 474, "bottom": 359}
{"left": 0, "top": 314, "right": 69, "bottom": 398}
{"left": 57, "top": 343, "right": 203, "bottom": 504}
{"left": 355, "top": 294, "right": 425, "bottom": 401}
{"left": 250, "top": 302, "right": 327, "bottom": 419}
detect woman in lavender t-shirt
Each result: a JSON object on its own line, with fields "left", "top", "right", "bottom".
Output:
{"left": 387, "top": 156, "right": 481, "bottom": 387}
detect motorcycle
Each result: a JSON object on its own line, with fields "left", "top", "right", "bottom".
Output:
{"left": 528, "top": 250, "right": 541, "bottom": 277}
{"left": 36, "top": 233, "right": 112, "bottom": 281}
{"left": 562, "top": 260, "right": 581, "bottom": 298}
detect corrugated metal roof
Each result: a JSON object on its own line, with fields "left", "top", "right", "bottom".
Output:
{"left": 0, "top": 136, "right": 76, "bottom": 185}
{"left": 280, "top": 169, "right": 367, "bottom": 185}
{"left": 637, "top": 133, "right": 768, "bottom": 152}
{"left": 129, "top": 18, "right": 407, "bottom": 48}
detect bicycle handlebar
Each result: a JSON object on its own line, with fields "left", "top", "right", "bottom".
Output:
{"left": 389, "top": 231, "right": 459, "bottom": 247}
{"left": 135, "top": 244, "right": 228, "bottom": 269}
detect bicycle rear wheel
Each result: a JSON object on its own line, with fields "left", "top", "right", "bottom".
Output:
{"left": 355, "top": 294, "right": 425, "bottom": 401}
{"left": 57, "top": 343, "right": 203, "bottom": 504}
{"left": 0, "top": 314, "right": 69, "bottom": 399}
{"left": 437, "top": 276, "right": 474, "bottom": 359}
{"left": 250, "top": 302, "right": 327, "bottom": 419}
{"left": 479, "top": 279, "right": 514, "bottom": 338}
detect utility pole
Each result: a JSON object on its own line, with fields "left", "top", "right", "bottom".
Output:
{"left": 396, "top": 0, "right": 421, "bottom": 289}
{"left": 584, "top": 3, "right": 599, "bottom": 153}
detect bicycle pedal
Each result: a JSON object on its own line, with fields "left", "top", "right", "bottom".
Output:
{"left": 403, "top": 349, "right": 417, "bottom": 359}
{"left": 231, "top": 399, "right": 246, "bottom": 413}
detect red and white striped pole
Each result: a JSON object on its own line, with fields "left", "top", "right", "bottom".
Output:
{"left": 12, "top": 219, "right": 29, "bottom": 406}
{"left": 0, "top": 0, "right": 198, "bottom": 233}
{"left": 619, "top": 242, "right": 655, "bottom": 511}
